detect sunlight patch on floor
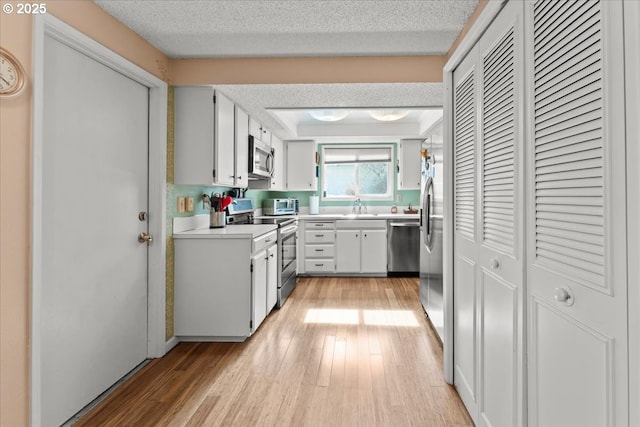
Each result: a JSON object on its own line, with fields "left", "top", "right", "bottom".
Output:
{"left": 363, "top": 309, "right": 420, "bottom": 327}
{"left": 304, "top": 308, "right": 359, "bottom": 325}
{"left": 304, "top": 308, "right": 419, "bottom": 327}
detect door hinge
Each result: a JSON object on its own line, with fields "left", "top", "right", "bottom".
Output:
{"left": 250, "top": 262, "right": 254, "bottom": 273}
{"left": 250, "top": 320, "right": 253, "bottom": 329}
{"left": 212, "top": 168, "right": 216, "bottom": 179}
{"left": 213, "top": 94, "right": 216, "bottom": 103}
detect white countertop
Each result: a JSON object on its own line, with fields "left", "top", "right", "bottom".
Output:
{"left": 173, "top": 214, "right": 277, "bottom": 239}
{"left": 174, "top": 224, "right": 277, "bottom": 239}
{"left": 297, "top": 213, "right": 420, "bottom": 220}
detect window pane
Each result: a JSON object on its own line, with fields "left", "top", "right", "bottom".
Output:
{"left": 325, "top": 163, "right": 356, "bottom": 196}
{"left": 359, "top": 163, "right": 388, "bottom": 194}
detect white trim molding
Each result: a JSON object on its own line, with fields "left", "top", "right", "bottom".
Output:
{"left": 624, "top": 1, "right": 640, "bottom": 425}
{"left": 31, "top": 14, "right": 167, "bottom": 426}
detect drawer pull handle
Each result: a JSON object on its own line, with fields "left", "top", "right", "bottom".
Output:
{"left": 315, "top": 224, "right": 324, "bottom": 227}
{"left": 315, "top": 263, "right": 324, "bottom": 267}
{"left": 315, "top": 249, "right": 324, "bottom": 252}
{"left": 265, "top": 238, "right": 272, "bottom": 243}
{"left": 315, "top": 234, "right": 324, "bottom": 237}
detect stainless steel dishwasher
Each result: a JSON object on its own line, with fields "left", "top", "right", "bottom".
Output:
{"left": 387, "top": 219, "right": 420, "bottom": 276}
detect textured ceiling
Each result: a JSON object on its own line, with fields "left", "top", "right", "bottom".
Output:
{"left": 93, "top": 1, "right": 477, "bottom": 140}
{"left": 215, "top": 83, "right": 443, "bottom": 139}
{"left": 94, "top": 0, "right": 479, "bottom": 58}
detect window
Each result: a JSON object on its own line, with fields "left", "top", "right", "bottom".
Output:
{"left": 322, "top": 145, "right": 394, "bottom": 200}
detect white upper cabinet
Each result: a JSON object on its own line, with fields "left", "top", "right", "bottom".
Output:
{"left": 286, "top": 140, "right": 317, "bottom": 191}
{"left": 234, "top": 106, "right": 249, "bottom": 188}
{"left": 397, "top": 139, "right": 422, "bottom": 190}
{"left": 174, "top": 87, "right": 238, "bottom": 186}
{"left": 270, "top": 135, "right": 285, "bottom": 190}
{"left": 249, "top": 116, "right": 272, "bottom": 145}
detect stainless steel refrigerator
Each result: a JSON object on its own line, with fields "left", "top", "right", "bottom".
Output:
{"left": 419, "top": 122, "right": 444, "bottom": 342}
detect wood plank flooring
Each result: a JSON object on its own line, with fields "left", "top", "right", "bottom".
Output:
{"left": 75, "top": 277, "right": 473, "bottom": 426}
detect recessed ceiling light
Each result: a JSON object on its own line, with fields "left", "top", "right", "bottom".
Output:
{"left": 369, "top": 110, "right": 410, "bottom": 121}
{"left": 308, "top": 110, "right": 350, "bottom": 122}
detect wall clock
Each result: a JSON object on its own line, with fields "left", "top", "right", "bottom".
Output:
{"left": 0, "top": 47, "right": 26, "bottom": 97}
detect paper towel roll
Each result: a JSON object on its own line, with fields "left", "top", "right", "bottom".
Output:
{"left": 309, "top": 196, "right": 320, "bottom": 214}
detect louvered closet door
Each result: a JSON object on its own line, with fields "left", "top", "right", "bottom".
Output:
{"left": 452, "top": 43, "right": 480, "bottom": 423}
{"left": 526, "top": 1, "right": 628, "bottom": 426}
{"left": 452, "top": 2, "right": 525, "bottom": 426}
{"left": 477, "top": 2, "right": 525, "bottom": 427}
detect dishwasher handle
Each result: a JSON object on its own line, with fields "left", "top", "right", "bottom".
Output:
{"left": 389, "top": 222, "right": 420, "bottom": 227}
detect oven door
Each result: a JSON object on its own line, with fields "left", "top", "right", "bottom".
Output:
{"left": 280, "top": 224, "right": 297, "bottom": 280}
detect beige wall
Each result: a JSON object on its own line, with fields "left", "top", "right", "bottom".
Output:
{"left": 0, "top": 0, "right": 486, "bottom": 424}
{"left": 0, "top": 2, "right": 169, "bottom": 425}
{"left": 171, "top": 55, "right": 446, "bottom": 85}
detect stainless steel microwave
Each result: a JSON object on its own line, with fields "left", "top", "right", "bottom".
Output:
{"left": 263, "top": 198, "right": 299, "bottom": 216}
{"left": 248, "top": 135, "right": 274, "bottom": 179}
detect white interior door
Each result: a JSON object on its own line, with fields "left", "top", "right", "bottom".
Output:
{"left": 526, "top": 1, "right": 628, "bottom": 426}
{"left": 41, "top": 36, "right": 149, "bottom": 426}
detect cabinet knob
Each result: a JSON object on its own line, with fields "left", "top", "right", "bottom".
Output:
{"left": 490, "top": 258, "right": 501, "bottom": 271}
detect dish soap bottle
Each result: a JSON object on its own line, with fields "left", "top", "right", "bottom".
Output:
{"left": 391, "top": 205, "right": 398, "bottom": 214}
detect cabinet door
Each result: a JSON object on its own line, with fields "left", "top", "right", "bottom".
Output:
{"left": 271, "top": 135, "right": 285, "bottom": 190}
{"left": 252, "top": 249, "right": 267, "bottom": 333}
{"left": 336, "top": 230, "right": 360, "bottom": 272}
{"left": 266, "top": 244, "right": 278, "bottom": 312}
{"left": 361, "top": 229, "right": 387, "bottom": 273}
{"left": 234, "top": 106, "right": 249, "bottom": 188}
{"left": 398, "top": 139, "right": 422, "bottom": 190}
{"left": 174, "top": 86, "right": 215, "bottom": 185}
{"left": 214, "top": 91, "right": 235, "bottom": 186}
{"left": 249, "top": 116, "right": 262, "bottom": 138}
{"left": 286, "top": 140, "right": 317, "bottom": 190}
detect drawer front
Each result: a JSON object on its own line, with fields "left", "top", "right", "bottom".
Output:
{"left": 253, "top": 231, "right": 277, "bottom": 253}
{"left": 305, "top": 259, "right": 335, "bottom": 273}
{"left": 305, "top": 244, "right": 335, "bottom": 258}
{"left": 305, "top": 230, "right": 335, "bottom": 244}
{"left": 304, "top": 221, "right": 335, "bottom": 230}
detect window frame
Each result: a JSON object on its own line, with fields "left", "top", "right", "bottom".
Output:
{"left": 320, "top": 144, "right": 395, "bottom": 202}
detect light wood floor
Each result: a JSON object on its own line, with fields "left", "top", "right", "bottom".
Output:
{"left": 76, "top": 277, "right": 472, "bottom": 427}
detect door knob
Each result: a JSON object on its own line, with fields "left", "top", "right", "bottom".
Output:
{"left": 138, "top": 232, "right": 153, "bottom": 244}
{"left": 554, "top": 287, "right": 574, "bottom": 306}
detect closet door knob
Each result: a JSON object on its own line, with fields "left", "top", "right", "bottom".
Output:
{"left": 554, "top": 287, "right": 574, "bottom": 306}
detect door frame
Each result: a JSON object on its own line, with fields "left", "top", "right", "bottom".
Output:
{"left": 442, "top": 0, "right": 506, "bottom": 384}
{"left": 30, "top": 14, "right": 167, "bottom": 426}
{"left": 624, "top": 1, "right": 640, "bottom": 424}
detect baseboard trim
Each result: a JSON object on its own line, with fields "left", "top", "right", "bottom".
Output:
{"left": 165, "top": 336, "right": 180, "bottom": 353}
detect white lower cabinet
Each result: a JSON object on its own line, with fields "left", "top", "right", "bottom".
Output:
{"left": 336, "top": 230, "right": 360, "bottom": 272}
{"left": 361, "top": 229, "right": 387, "bottom": 273}
{"left": 251, "top": 248, "right": 268, "bottom": 333}
{"left": 174, "top": 229, "right": 277, "bottom": 340}
{"left": 302, "top": 220, "right": 336, "bottom": 274}
{"left": 335, "top": 220, "right": 387, "bottom": 274}
{"left": 266, "top": 244, "right": 278, "bottom": 311}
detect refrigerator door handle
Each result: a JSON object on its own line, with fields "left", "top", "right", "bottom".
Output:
{"left": 424, "top": 177, "right": 434, "bottom": 251}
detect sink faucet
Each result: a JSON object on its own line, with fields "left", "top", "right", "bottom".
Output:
{"left": 353, "top": 197, "right": 362, "bottom": 214}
